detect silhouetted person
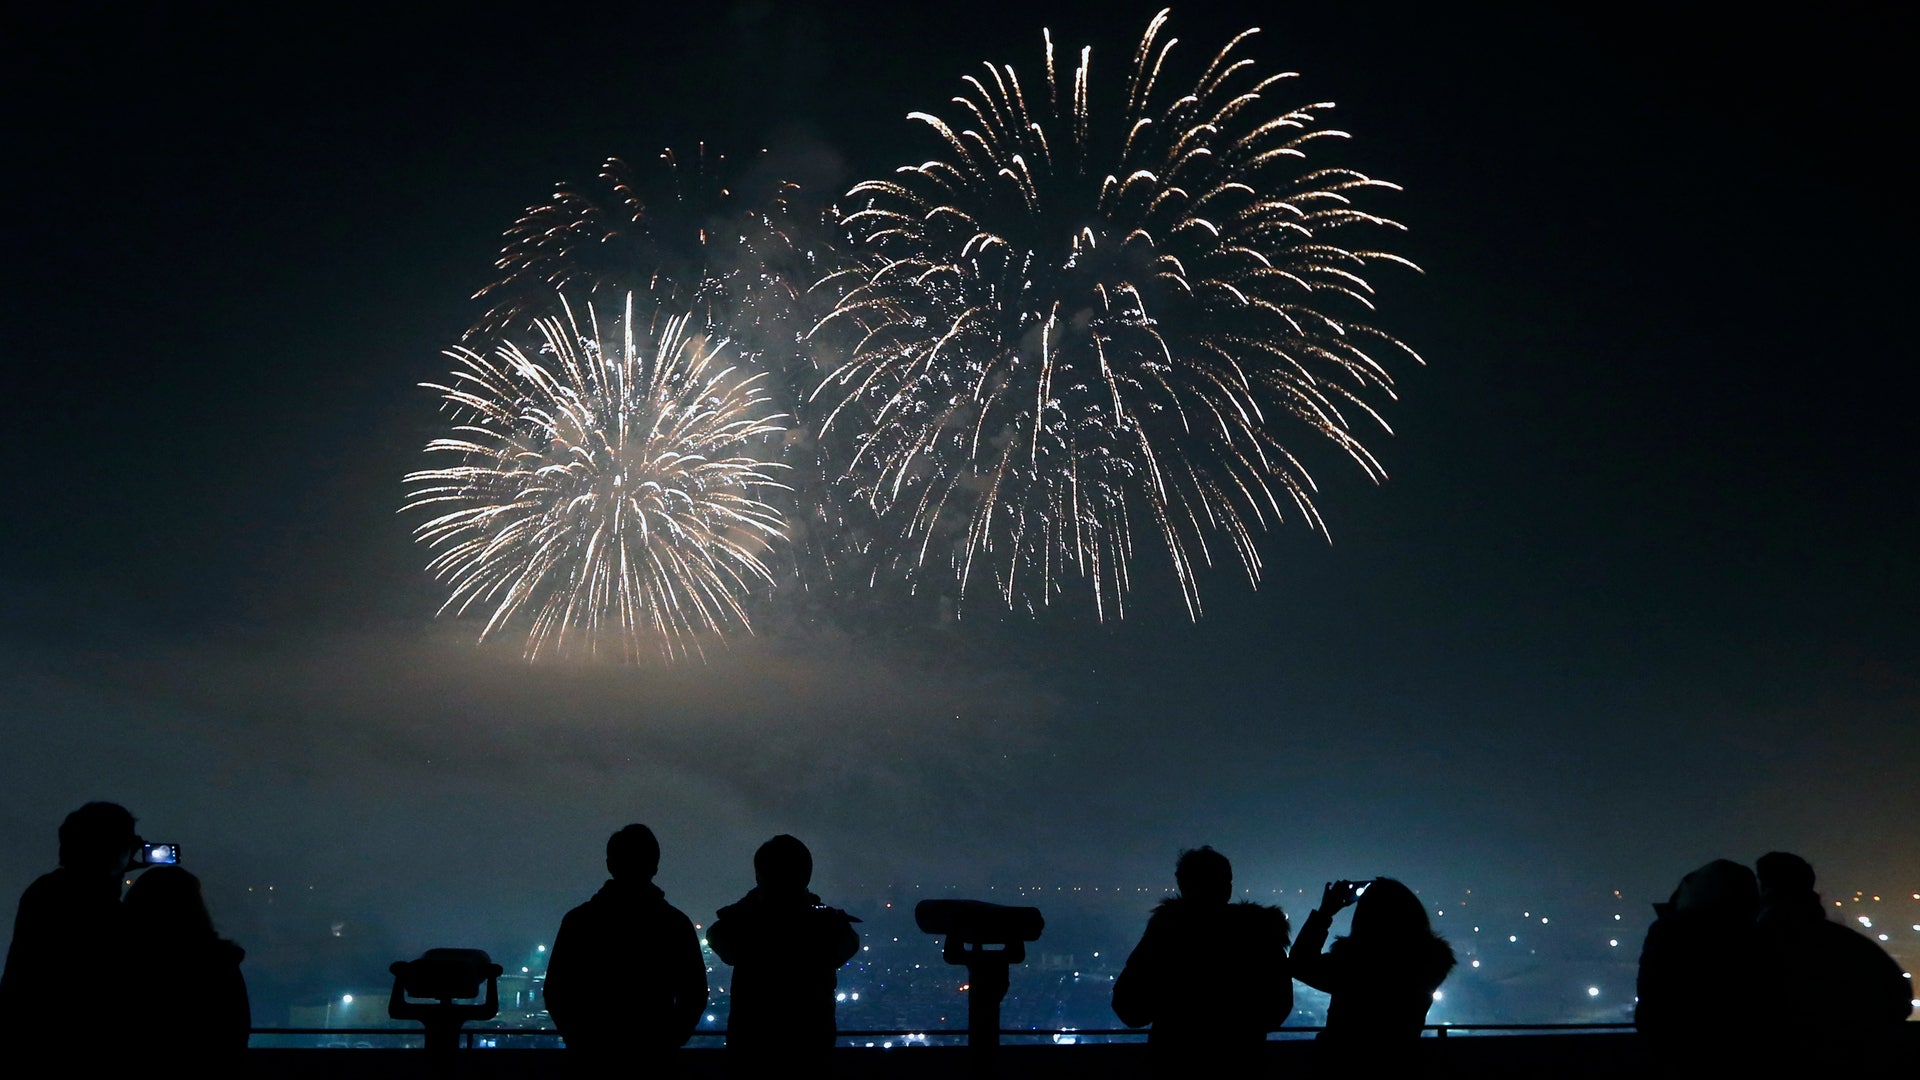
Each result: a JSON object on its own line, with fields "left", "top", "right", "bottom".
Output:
{"left": 1292, "top": 877, "right": 1455, "bottom": 1065}
{"left": 1112, "top": 846, "right": 1292, "bottom": 1073}
{"left": 123, "top": 866, "right": 250, "bottom": 1060}
{"left": 544, "top": 824, "right": 708, "bottom": 1070}
{"left": 1755, "top": 851, "right": 1912, "bottom": 1067}
{"left": 708, "top": 835, "right": 860, "bottom": 1075}
{"left": 1634, "top": 859, "right": 1764, "bottom": 1075}
{"left": 0, "top": 802, "right": 141, "bottom": 1061}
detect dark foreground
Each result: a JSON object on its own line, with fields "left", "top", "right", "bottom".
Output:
{"left": 240, "top": 1028, "right": 1920, "bottom": 1078}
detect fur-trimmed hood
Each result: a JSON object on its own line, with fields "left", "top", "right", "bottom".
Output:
{"left": 1146, "top": 895, "right": 1291, "bottom": 946}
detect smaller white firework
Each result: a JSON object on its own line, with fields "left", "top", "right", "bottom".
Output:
{"left": 404, "top": 293, "right": 790, "bottom": 662}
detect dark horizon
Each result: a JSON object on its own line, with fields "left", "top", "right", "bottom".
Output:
{"left": 3, "top": 1, "right": 1914, "bottom": 1025}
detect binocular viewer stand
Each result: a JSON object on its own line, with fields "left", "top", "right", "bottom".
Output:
{"left": 388, "top": 947, "right": 502, "bottom": 1070}
{"left": 915, "top": 900, "right": 1045, "bottom": 1074}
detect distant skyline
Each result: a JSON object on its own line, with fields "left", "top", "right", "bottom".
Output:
{"left": 3, "top": 1, "right": 1913, "bottom": 1024}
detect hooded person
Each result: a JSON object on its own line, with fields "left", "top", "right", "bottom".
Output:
{"left": 543, "top": 824, "right": 708, "bottom": 1066}
{"left": 1112, "top": 846, "right": 1292, "bottom": 1072}
{"left": 707, "top": 834, "right": 860, "bottom": 1074}
{"left": 1635, "top": 859, "right": 1765, "bottom": 1074}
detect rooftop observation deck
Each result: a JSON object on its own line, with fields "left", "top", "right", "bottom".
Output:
{"left": 240, "top": 1024, "right": 1920, "bottom": 1077}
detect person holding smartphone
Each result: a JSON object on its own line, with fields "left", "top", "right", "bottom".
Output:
{"left": 1290, "top": 877, "right": 1455, "bottom": 1059}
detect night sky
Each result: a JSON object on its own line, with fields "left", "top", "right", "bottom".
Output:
{"left": 4, "top": 2, "right": 1914, "bottom": 1018}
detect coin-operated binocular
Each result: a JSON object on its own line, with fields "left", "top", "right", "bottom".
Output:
{"left": 389, "top": 948, "right": 503, "bottom": 1061}
{"left": 916, "top": 900, "right": 1044, "bottom": 1068}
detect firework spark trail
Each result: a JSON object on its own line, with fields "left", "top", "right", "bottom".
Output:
{"left": 405, "top": 292, "right": 791, "bottom": 662}
{"left": 813, "top": 8, "right": 1422, "bottom": 620}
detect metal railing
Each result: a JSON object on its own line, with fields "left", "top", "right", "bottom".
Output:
{"left": 248, "top": 1021, "right": 1644, "bottom": 1049}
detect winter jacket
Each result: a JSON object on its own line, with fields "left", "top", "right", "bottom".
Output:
{"left": 1113, "top": 897, "right": 1292, "bottom": 1064}
{"left": 544, "top": 878, "right": 709, "bottom": 1055}
{"left": 0, "top": 868, "right": 131, "bottom": 1060}
{"left": 1757, "top": 890, "right": 1913, "bottom": 1067}
{"left": 130, "top": 937, "right": 250, "bottom": 1060}
{"left": 707, "top": 887, "right": 860, "bottom": 1055}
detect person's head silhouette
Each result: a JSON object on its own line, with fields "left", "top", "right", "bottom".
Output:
{"left": 1350, "top": 878, "right": 1433, "bottom": 940}
{"left": 124, "top": 865, "right": 217, "bottom": 939}
{"left": 606, "top": 824, "right": 661, "bottom": 882}
{"left": 1756, "top": 851, "right": 1816, "bottom": 896}
{"left": 58, "top": 801, "right": 137, "bottom": 880}
{"left": 754, "top": 834, "right": 812, "bottom": 893}
{"left": 1670, "top": 859, "right": 1759, "bottom": 917}
{"left": 1174, "top": 846, "right": 1232, "bottom": 905}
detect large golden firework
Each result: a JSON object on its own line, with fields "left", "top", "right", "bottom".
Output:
{"left": 814, "top": 8, "right": 1420, "bottom": 619}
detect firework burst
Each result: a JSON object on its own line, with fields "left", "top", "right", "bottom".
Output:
{"left": 470, "top": 146, "right": 821, "bottom": 342}
{"left": 814, "top": 8, "right": 1421, "bottom": 619}
{"left": 405, "top": 293, "right": 791, "bottom": 662}
{"left": 468, "top": 146, "right": 871, "bottom": 603}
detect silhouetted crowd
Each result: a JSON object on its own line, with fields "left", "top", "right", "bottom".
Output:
{"left": 1, "top": 803, "right": 1911, "bottom": 1075}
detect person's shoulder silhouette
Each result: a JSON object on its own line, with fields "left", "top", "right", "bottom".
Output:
{"left": 1755, "top": 851, "right": 1912, "bottom": 1066}
{"left": 1113, "top": 846, "right": 1291, "bottom": 1072}
{"left": 0, "top": 802, "right": 141, "bottom": 1059}
{"left": 544, "top": 824, "right": 708, "bottom": 1062}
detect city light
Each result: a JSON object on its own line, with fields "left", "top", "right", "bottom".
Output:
{"left": 341, "top": 994, "right": 352, "bottom": 1005}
